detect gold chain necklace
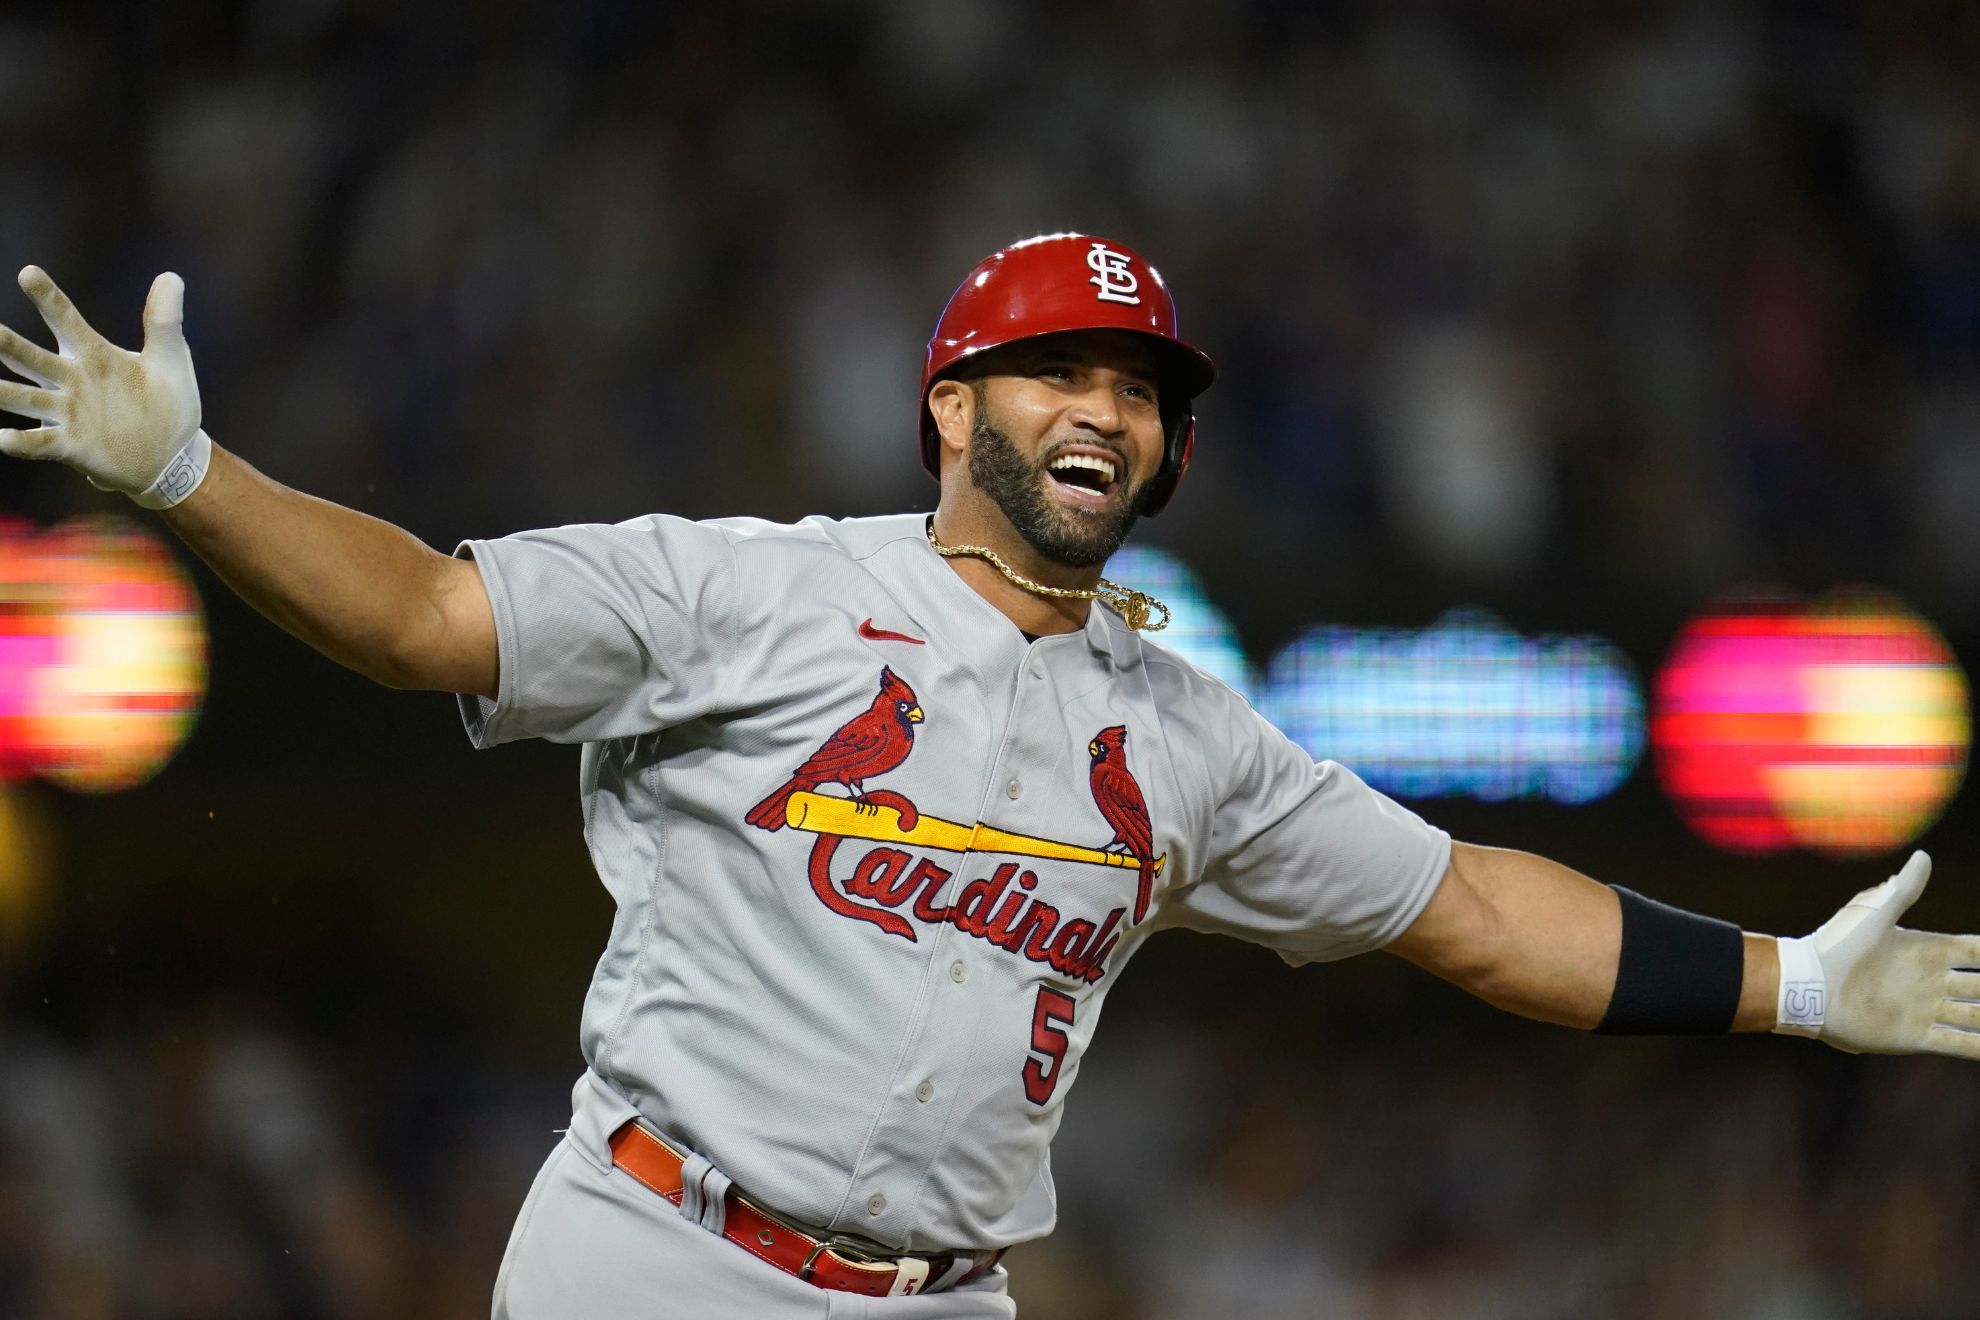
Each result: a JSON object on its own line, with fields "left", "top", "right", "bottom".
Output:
{"left": 925, "top": 521, "right": 1170, "bottom": 633}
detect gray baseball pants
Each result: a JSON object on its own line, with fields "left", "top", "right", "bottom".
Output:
{"left": 492, "top": 1076, "right": 1017, "bottom": 1320}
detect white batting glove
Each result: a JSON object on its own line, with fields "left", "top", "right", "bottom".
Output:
{"left": 0, "top": 266, "right": 210, "bottom": 509}
{"left": 1774, "top": 851, "right": 1980, "bottom": 1060}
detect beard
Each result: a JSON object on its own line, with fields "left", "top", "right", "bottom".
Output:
{"left": 967, "top": 411, "right": 1142, "bottom": 568}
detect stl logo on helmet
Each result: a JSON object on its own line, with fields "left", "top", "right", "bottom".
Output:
{"left": 1086, "top": 243, "right": 1141, "bottom": 305}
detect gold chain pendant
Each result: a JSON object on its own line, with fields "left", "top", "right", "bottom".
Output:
{"left": 926, "top": 522, "right": 1170, "bottom": 633}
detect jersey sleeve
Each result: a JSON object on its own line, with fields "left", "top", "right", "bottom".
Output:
{"left": 453, "top": 514, "right": 740, "bottom": 747}
{"left": 1163, "top": 704, "right": 1452, "bottom": 965}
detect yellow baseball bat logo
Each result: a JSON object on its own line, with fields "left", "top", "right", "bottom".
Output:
{"left": 785, "top": 791, "right": 1166, "bottom": 877}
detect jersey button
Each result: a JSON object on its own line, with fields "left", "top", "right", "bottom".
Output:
{"left": 867, "top": 1193, "right": 887, "bottom": 1216}
{"left": 1006, "top": 777, "right": 1022, "bottom": 799}
{"left": 949, "top": 960, "right": 968, "bottom": 983}
{"left": 915, "top": 1081, "right": 935, "bottom": 1103}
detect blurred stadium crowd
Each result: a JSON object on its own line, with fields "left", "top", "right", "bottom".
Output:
{"left": 6, "top": 1000, "right": 1980, "bottom": 1319}
{"left": 4, "top": 0, "right": 1980, "bottom": 1316}
{"left": 4, "top": 1, "right": 1979, "bottom": 628}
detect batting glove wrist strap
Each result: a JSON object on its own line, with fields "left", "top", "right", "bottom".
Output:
{"left": 1773, "top": 935, "right": 1826, "bottom": 1038}
{"left": 129, "top": 427, "right": 211, "bottom": 509}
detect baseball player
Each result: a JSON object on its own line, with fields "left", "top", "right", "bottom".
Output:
{"left": 3, "top": 233, "right": 1978, "bottom": 1319}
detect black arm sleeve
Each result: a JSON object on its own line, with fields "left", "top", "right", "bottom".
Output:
{"left": 1594, "top": 886, "right": 1744, "bottom": 1036}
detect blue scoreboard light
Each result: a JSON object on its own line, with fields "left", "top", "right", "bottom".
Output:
{"left": 1259, "top": 607, "right": 1645, "bottom": 804}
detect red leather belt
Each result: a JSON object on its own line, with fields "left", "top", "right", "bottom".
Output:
{"left": 607, "top": 1120, "right": 1002, "bottom": 1298}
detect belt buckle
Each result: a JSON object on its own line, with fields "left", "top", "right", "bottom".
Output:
{"left": 620, "top": 1124, "right": 941, "bottom": 1295}
{"left": 804, "top": 1232, "right": 881, "bottom": 1272}
{"left": 801, "top": 1234, "right": 937, "bottom": 1297}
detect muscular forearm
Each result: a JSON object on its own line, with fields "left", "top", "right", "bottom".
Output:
{"left": 0, "top": 268, "right": 495, "bottom": 694}
{"left": 161, "top": 441, "right": 496, "bottom": 695}
{"left": 1389, "top": 843, "right": 1778, "bottom": 1032}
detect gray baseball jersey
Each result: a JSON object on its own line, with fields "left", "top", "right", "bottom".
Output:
{"left": 456, "top": 511, "right": 1450, "bottom": 1253}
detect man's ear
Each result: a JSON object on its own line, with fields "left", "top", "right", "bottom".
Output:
{"left": 928, "top": 379, "right": 976, "bottom": 460}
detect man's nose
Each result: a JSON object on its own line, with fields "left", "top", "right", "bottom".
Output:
{"left": 1065, "top": 382, "right": 1125, "bottom": 435}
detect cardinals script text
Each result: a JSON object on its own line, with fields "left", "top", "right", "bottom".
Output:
{"left": 806, "top": 836, "right": 1125, "bottom": 986}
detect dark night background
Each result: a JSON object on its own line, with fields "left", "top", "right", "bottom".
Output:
{"left": 2, "top": 3, "right": 1978, "bottom": 1316}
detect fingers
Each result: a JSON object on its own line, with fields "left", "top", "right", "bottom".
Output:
{"left": 1937, "top": 998, "right": 1980, "bottom": 1033}
{"left": 0, "top": 325, "right": 71, "bottom": 388}
{"left": 1926, "top": 949, "right": 1980, "bottom": 1062}
{"left": 141, "top": 272, "right": 185, "bottom": 351}
{"left": 1851, "top": 851, "right": 1933, "bottom": 922}
{"left": 0, "top": 423, "right": 65, "bottom": 461}
{"left": 0, "top": 379, "right": 60, "bottom": 422}
{"left": 17, "top": 266, "right": 102, "bottom": 356}
{"left": 1923, "top": 1023, "right": 1980, "bottom": 1062}
{"left": 1890, "top": 850, "right": 1933, "bottom": 909}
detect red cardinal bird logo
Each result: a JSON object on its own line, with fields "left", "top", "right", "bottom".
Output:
{"left": 1087, "top": 725, "right": 1157, "bottom": 924}
{"left": 747, "top": 668, "right": 925, "bottom": 831}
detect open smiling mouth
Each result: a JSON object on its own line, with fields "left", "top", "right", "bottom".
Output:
{"left": 1045, "top": 452, "right": 1122, "bottom": 506}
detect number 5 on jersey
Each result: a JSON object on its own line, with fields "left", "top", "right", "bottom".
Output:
{"left": 1022, "top": 988, "right": 1076, "bottom": 1105}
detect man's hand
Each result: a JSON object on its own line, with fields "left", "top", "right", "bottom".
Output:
{"left": 1776, "top": 851, "right": 1980, "bottom": 1060}
{"left": 0, "top": 266, "right": 211, "bottom": 508}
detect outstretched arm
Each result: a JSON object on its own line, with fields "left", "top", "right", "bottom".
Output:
{"left": 161, "top": 444, "right": 496, "bottom": 696}
{"left": 0, "top": 267, "right": 496, "bottom": 697}
{"left": 1388, "top": 842, "right": 1980, "bottom": 1060}
{"left": 1385, "top": 843, "right": 1778, "bottom": 1030}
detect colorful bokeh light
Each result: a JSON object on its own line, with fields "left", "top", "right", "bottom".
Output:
{"left": 1104, "top": 544, "right": 1256, "bottom": 701}
{"left": 0, "top": 519, "right": 63, "bottom": 781}
{"left": 1651, "top": 593, "right": 1969, "bottom": 857}
{"left": 1260, "top": 608, "right": 1644, "bottom": 803}
{"left": 0, "top": 516, "right": 207, "bottom": 793}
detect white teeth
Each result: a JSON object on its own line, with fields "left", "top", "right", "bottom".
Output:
{"left": 1049, "top": 454, "right": 1117, "bottom": 484}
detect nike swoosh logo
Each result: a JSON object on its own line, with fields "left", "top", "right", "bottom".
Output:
{"left": 858, "top": 618, "right": 926, "bottom": 645}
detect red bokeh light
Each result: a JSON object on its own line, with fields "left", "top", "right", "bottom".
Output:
{"left": 1652, "top": 592, "right": 1969, "bottom": 858}
{"left": 0, "top": 517, "right": 208, "bottom": 793}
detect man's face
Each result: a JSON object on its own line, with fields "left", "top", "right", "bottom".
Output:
{"left": 963, "top": 330, "right": 1166, "bottom": 569}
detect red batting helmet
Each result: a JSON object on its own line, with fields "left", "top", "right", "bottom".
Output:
{"left": 919, "top": 232, "right": 1215, "bottom": 516}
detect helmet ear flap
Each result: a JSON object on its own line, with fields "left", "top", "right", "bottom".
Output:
{"left": 1137, "top": 409, "right": 1194, "bottom": 517}
{"left": 919, "top": 388, "right": 943, "bottom": 479}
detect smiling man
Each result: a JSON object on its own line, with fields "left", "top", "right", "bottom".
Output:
{"left": 940, "top": 329, "right": 1165, "bottom": 566}
{"left": 1, "top": 233, "right": 1977, "bottom": 1320}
